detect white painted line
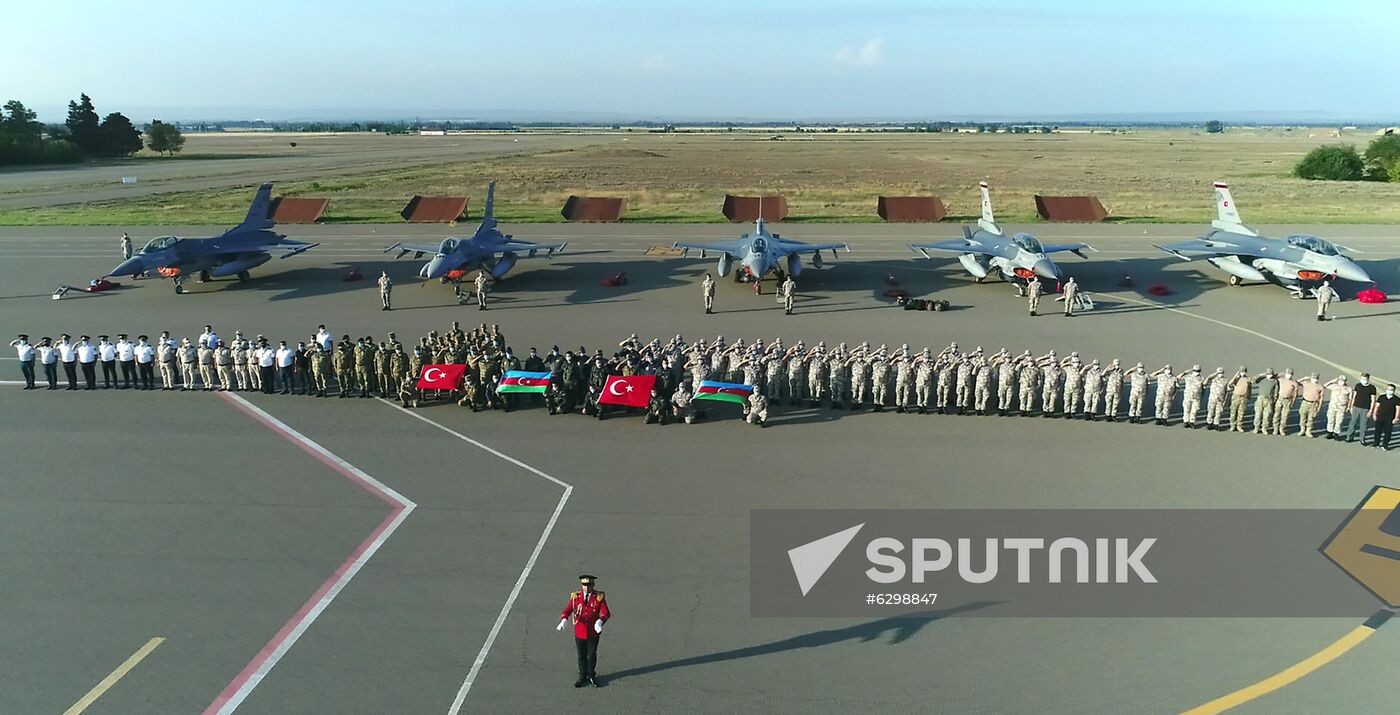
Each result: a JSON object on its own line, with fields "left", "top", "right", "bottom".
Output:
{"left": 205, "top": 392, "right": 416, "bottom": 715}
{"left": 374, "top": 398, "right": 573, "bottom": 713}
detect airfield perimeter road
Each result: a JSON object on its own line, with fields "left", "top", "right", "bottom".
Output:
{"left": 2, "top": 222, "right": 1400, "bottom": 714}
{"left": 0, "top": 133, "right": 623, "bottom": 208}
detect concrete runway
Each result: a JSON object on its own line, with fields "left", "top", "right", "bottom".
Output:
{"left": 2, "top": 222, "right": 1399, "bottom": 714}
{"left": 0, "top": 133, "right": 619, "bottom": 208}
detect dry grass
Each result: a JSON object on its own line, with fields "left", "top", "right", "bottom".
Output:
{"left": 4, "top": 128, "right": 1399, "bottom": 224}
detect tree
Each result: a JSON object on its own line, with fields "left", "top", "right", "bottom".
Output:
{"left": 98, "top": 112, "right": 143, "bottom": 156}
{"left": 1363, "top": 134, "right": 1400, "bottom": 181}
{"left": 1390, "top": 161, "right": 1400, "bottom": 184}
{"left": 1293, "top": 144, "right": 1365, "bottom": 181}
{"left": 2, "top": 100, "right": 42, "bottom": 143}
{"left": 144, "top": 120, "right": 185, "bottom": 155}
{"left": 65, "top": 93, "right": 101, "bottom": 154}
{"left": 1204, "top": 120, "right": 1223, "bottom": 133}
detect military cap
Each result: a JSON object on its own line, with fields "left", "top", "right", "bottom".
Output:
{"left": 579, "top": 574, "right": 598, "bottom": 586}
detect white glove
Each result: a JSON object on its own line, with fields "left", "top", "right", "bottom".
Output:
{"left": 556, "top": 618, "right": 567, "bottom": 632}
{"left": 594, "top": 620, "right": 604, "bottom": 634}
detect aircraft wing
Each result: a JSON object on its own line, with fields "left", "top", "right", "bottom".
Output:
{"left": 497, "top": 240, "right": 567, "bottom": 257}
{"left": 1154, "top": 237, "right": 1257, "bottom": 261}
{"left": 385, "top": 241, "right": 443, "bottom": 259}
{"left": 672, "top": 239, "right": 750, "bottom": 257}
{"left": 908, "top": 238, "right": 994, "bottom": 258}
{"left": 265, "top": 238, "right": 318, "bottom": 258}
{"left": 1041, "top": 242, "right": 1095, "bottom": 258}
{"left": 777, "top": 240, "right": 849, "bottom": 254}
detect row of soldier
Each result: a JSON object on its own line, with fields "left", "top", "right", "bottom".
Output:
{"left": 11, "top": 328, "right": 1392, "bottom": 446}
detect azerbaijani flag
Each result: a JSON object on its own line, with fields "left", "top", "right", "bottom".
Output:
{"left": 694, "top": 380, "right": 754, "bottom": 404}
{"left": 498, "top": 370, "right": 550, "bottom": 394}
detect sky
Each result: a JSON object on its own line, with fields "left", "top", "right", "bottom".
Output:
{"left": 4, "top": 0, "right": 1395, "bottom": 122}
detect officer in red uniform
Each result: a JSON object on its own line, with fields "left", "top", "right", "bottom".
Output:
{"left": 557, "top": 574, "right": 610, "bottom": 687}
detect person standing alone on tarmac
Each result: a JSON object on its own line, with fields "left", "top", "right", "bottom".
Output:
{"left": 702, "top": 273, "right": 715, "bottom": 314}
{"left": 557, "top": 575, "right": 610, "bottom": 688}
{"left": 1062, "top": 277, "right": 1079, "bottom": 317}
{"left": 475, "top": 270, "right": 490, "bottom": 311}
{"left": 378, "top": 270, "right": 393, "bottom": 311}
{"left": 1315, "top": 280, "right": 1339, "bottom": 321}
{"left": 1026, "top": 276, "right": 1042, "bottom": 316}
{"left": 120, "top": 232, "right": 132, "bottom": 260}
{"left": 780, "top": 275, "right": 796, "bottom": 315}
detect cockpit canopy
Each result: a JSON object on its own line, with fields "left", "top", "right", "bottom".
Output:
{"left": 751, "top": 237, "right": 768, "bottom": 254}
{"left": 140, "top": 236, "right": 179, "bottom": 253}
{"left": 1011, "top": 233, "right": 1044, "bottom": 254}
{"left": 439, "top": 238, "right": 461, "bottom": 254}
{"left": 1286, "top": 234, "right": 1338, "bottom": 256}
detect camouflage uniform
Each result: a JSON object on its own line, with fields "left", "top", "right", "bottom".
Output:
{"left": 1040, "top": 359, "right": 1062, "bottom": 416}
{"left": 955, "top": 355, "right": 975, "bottom": 411}
{"left": 849, "top": 353, "right": 869, "bottom": 409}
{"left": 1325, "top": 380, "right": 1351, "bottom": 436}
{"left": 1018, "top": 359, "right": 1040, "bottom": 414}
{"left": 1205, "top": 370, "right": 1229, "bottom": 428}
{"left": 1180, "top": 368, "right": 1205, "bottom": 426}
{"left": 914, "top": 354, "right": 934, "bottom": 413}
{"left": 746, "top": 391, "right": 769, "bottom": 426}
{"left": 763, "top": 352, "right": 783, "bottom": 400}
{"left": 894, "top": 352, "right": 913, "bottom": 412}
{"left": 1153, "top": 368, "right": 1178, "bottom": 423}
{"left": 973, "top": 356, "right": 993, "bottom": 414}
{"left": 310, "top": 347, "right": 331, "bottom": 396}
{"left": 996, "top": 354, "right": 1018, "bottom": 414}
{"left": 1103, "top": 362, "right": 1124, "bottom": 420}
{"left": 870, "top": 353, "right": 890, "bottom": 410}
{"left": 806, "top": 349, "right": 827, "bottom": 407}
{"left": 333, "top": 346, "right": 353, "bottom": 397}
{"left": 936, "top": 358, "right": 956, "bottom": 412}
{"left": 1082, "top": 361, "right": 1103, "bottom": 417}
{"left": 1229, "top": 372, "right": 1252, "bottom": 432}
{"left": 828, "top": 349, "right": 848, "bottom": 409}
{"left": 1061, "top": 359, "right": 1082, "bottom": 417}
{"left": 1127, "top": 366, "right": 1148, "bottom": 421}
{"left": 785, "top": 349, "right": 806, "bottom": 405}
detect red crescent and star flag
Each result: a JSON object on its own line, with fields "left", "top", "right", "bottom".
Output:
{"left": 599, "top": 374, "right": 656, "bottom": 408}
{"left": 417, "top": 363, "right": 467, "bottom": 390}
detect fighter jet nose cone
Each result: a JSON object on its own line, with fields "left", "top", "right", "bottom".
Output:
{"left": 1033, "top": 259, "right": 1060, "bottom": 280}
{"left": 425, "top": 260, "right": 445, "bottom": 279}
{"left": 109, "top": 257, "right": 145, "bottom": 277}
{"left": 1336, "top": 261, "right": 1371, "bottom": 284}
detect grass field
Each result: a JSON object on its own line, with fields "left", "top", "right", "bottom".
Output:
{"left": 3, "top": 128, "right": 1399, "bottom": 225}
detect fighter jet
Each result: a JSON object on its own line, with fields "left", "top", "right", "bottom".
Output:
{"left": 671, "top": 218, "right": 848, "bottom": 290}
{"left": 1155, "top": 182, "right": 1370, "bottom": 297}
{"left": 107, "top": 183, "right": 317, "bottom": 294}
{"left": 908, "top": 182, "right": 1093, "bottom": 292}
{"left": 384, "top": 181, "right": 566, "bottom": 285}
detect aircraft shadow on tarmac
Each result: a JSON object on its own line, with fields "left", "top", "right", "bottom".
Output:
{"left": 599, "top": 601, "right": 995, "bottom": 685}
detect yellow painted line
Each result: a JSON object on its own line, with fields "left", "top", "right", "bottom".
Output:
{"left": 1181, "top": 623, "right": 1379, "bottom": 715}
{"left": 63, "top": 637, "right": 165, "bottom": 715}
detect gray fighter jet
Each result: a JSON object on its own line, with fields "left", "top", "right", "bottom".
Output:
{"left": 672, "top": 218, "right": 848, "bottom": 291}
{"left": 1155, "top": 182, "right": 1370, "bottom": 297}
{"left": 908, "top": 182, "right": 1092, "bottom": 293}
{"left": 384, "top": 181, "right": 566, "bottom": 284}
{"left": 107, "top": 183, "right": 317, "bottom": 294}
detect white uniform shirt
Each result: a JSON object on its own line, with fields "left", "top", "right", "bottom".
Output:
{"left": 257, "top": 348, "right": 276, "bottom": 368}
{"left": 135, "top": 343, "right": 155, "bottom": 363}
{"left": 316, "top": 330, "right": 333, "bottom": 350}
{"left": 58, "top": 342, "right": 76, "bottom": 362}
{"left": 116, "top": 340, "right": 135, "bottom": 361}
{"left": 13, "top": 342, "right": 34, "bottom": 361}
{"left": 37, "top": 345, "right": 57, "bottom": 364}
{"left": 76, "top": 342, "right": 97, "bottom": 363}
{"left": 275, "top": 347, "right": 295, "bottom": 367}
{"left": 98, "top": 341, "right": 116, "bottom": 361}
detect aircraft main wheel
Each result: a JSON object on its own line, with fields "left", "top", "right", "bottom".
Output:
{"left": 174, "top": 284, "right": 184, "bottom": 295}
{"left": 198, "top": 270, "right": 211, "bottom": 283}
{"left": 237, "top": 271, "right": 250, "bottom": 282}
{"left": 1228, "top": 275, "right": 1242, "bottom": 286}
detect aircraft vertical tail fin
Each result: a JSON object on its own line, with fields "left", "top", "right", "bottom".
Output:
{"left": 977, "top": 180, "right": 1002, "bottom": 235}
{"left": 1210, "top": 182, "right": 1256, "bottom": 235}
{"left": 479, "top": 180, "right": 498, "bottom": 230}
{"left": 238, "top": 183, "right": 275, "bottom": 230}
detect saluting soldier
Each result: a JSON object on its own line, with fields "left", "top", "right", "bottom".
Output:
{"left": 557, "top": 575, "right": 611, "bottom": 688}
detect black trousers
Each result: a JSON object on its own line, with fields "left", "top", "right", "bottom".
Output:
{"left": 101, "top": 360, "right": 117, "bottom": 387}
{"left": 19, "top": 359, "right": 35, "bottom": 387}
{"left": 43, "top": 362, "right": 57, "bottom": 387}
{"left": 119, "top": 359, "right": 137, "bottom": 387}
{"left": 1376, "top": 420, "right": 1395, "bottom": 450}
{"left": 260, "top": 366, "right": 276, "bottom": 393}
{"left": 138, "top": 362, "right": 155, "bottom": 389}
{"left": 80, "top": 361, "right": 96, "bottom": 389}
{"left": 574, "top": 636, "right": 600, "bottom": 679}
{"left": 63, "top": 361, "right": 77, "bottom": 388}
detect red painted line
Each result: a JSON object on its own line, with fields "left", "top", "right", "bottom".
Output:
{"left": 204, "top": 393, "right": 412, "bottom": 714}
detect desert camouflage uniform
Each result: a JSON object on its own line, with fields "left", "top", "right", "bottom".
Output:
{"left": 1154, "top": 371, "right": 1178, "bottom": 421}
{"left": 1205, "top": 371, "right": 1229, "bottom": 428}
{"left": 850, "top": 354, "right": 869, "bottom": 408}
{"left": 763, "top": 353, "right": 783, "bottom": 400}
{"left": 996, "top": 357, "right": 1018, "bottom": 412}
{"left": 828, "top": 351, "right": 848, "bottom": 408}
{"left": 914, "top": 357, "right": 934, "bottom": 411}
{"left": 870, "top": 354, "right": 891, "bottom": 408}
{"left": 1082, "top": 363, "right": 1103, "bottom": 416}
{"left": 806, "top": 352, "right": 827, "bottom": 405}
{"left": 955, "top": 356, "right": 975, "bottom": 410}
{"left": 1103, "top": 364, "right": 1124, "bottom": 419}
{"left": 1325, "top": 383, "right": 1351, "bottom": 435}
{"left": 894, "top": 355, "right": 913, "bottom": 410}
{"left": 1062, "top": 361, "right": 1083, "bottom": 416}
{"left": 1018, "top": 360, "right": 1041, "bottom": 414}
{"left": 1128, "top": 368, "right": 1149, "bottom": 420}
{"left": 1040, "top": 361, "right": 1062, "bottom": 415}
{"left": 973, "top": 357, "right": 993, "bottom": 413}
{"left": 785, "top": 350, "right": 805, "bottom": 404}
{"left": 936, "top": 358, "right": 956, "bottom": 410}
{"left": 1181, "top": 371, "right": 1204, "bottom": 426}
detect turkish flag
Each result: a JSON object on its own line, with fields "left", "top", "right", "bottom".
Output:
{"left": 416, "top": 363, "right": 466, "bottom": 390}
{"left": 599, "top": 374, "right": 656, "bottom": 408}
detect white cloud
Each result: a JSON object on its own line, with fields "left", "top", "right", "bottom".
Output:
{"left": 834, "top": 38, "right": 883, "bottom": 68}
{"left": 641, "top": 53, "right": 670, "bottom": 72}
